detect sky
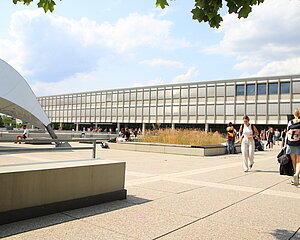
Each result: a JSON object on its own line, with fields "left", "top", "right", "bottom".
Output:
{"left": 0, "top": 0, "right": 300, "bottom": 96}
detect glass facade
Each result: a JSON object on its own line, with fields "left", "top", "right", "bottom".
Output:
{"left": 236, "top": 85, "right": 244, "bottom": 96}
{"left": 268, "top": 83, "right": 278, "bottom": 95}
{"left": 257, "top": 83, "right": 266, "bottom": 95}
{"left": 37, "top": 75, "right": 300, "bottom": 126}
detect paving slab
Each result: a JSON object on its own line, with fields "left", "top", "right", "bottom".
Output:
{"left": 72, "top": 204, "right": 196, "bottom": 240}
{"left": 143, "top": 187, "right": 253, "bottom": 218}
{"left": 206, "top": 194, "right": 300, "bottom": 234}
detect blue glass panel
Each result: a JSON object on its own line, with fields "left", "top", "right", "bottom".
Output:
{"left": 246, "top": 84, "right": 255, "bottom": 95}
{"left": 268, "top": 83, "right": 278, "bottom": 95}
{"left": 236, "top": 85, "right": 244, "bottom": 96}
{"left": 280, "top": 82, "right": 290, "bottom": 94}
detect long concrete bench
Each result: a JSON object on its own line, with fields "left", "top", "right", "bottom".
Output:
{"left": 109, "top": 142, "right": 241, "bottom": 156}
{"left": 0, "top": 159, "right": 126, "bottom": 225}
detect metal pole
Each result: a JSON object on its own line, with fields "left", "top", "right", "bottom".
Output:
{"left": 92, "top": 140, "right": 96, "bottom": 158}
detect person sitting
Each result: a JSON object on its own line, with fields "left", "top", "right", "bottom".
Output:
{"left": 15, "top": 125, "right": 29, "bottom": 144}
{"left": 116, "top": 134, "right": 126, "bottom": 143}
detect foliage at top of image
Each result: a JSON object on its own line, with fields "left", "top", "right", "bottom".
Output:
{"left": 141, "top": 128, "right": 225, "bottom": 146}
{"left": 12, "top": 0, "right": 265, "bottom": 28}
{"left": 156, "top": 0, "right": 265, "bottom": 28}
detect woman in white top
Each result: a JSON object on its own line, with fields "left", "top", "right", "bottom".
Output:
{"left": 239, "top": 116, "right": 259, "bottom": 172}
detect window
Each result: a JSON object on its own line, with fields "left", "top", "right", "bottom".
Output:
{"left": 280, "top": 82, "right": 290, "bottom": 94}
{"left": 226, "top": 85, "right": 234, "bottom": 97}
{"left": 173, "top": 89, "right": 180, "bottom": 98}
{"left": 165, "top": 89, "right": 172, "bottom": 98}
{"left": 246, "top": 104, "right": 255, "bottom": 115}
{"left": 236, "top": 104, "right": 244, "bottom": 115}
{"left": 136, "top": 107, "right": 142, "bottom": 116}
{"left": 293, "top": 82, "right": 300, "bottom": 93}
{"left": 181, "top": 88, "right": 188, "bottom": 98}
{"left": 268, "top": 103, "right": 278, "bottom": 115}
{"left": 118, "top": 93, "right": 123, "bottom": 101}
{"left": 257, "top": 103, "right": 266, "bottom": 115}
{"left": 236, "top": 85, "right": 244, "bottom": 96}
{"left": 143, "top": 107, "right": 149, "bottom": 116}
{"left": 189, "top": 88, "right": 197, "bottom": 98}
{"left": 198, "top": 105, "right": 205, "bottom": 115}
{"left": 280, "top": 103, "right": 291, "bottom": 115}
{"left": 165, "top": 106, "right": 171, "bottom": 115}
{"left": 158, "top": 91, "right": 164, "bottom": 99}
{"left": 137, "top": 92, "right": 143, "bottom": 100}
{"left": 198, "top": 87, "right": 206, "bottom": 98}
{"left": 206, "top": 105, "right": 215, "bottom": 116}
{"left": 130, "top": 92, "right": 136, "bottom": 101}
{"left": 216, "top": 105, "right": 224, "bottom": 115}
{"left": 181, "top": 106, "right": 188, "bottom": 115}
{"left": 268, "top": 83, "right": 278, "bottom": 95}
{"left": 226, "top": 105, "right": 234, "bottom": 116}
{"left": 151, "top": 90, "right": 157, "bottom": 100}
{"left": 158, "top": 107, "right": 163, "bottom": 116}
{"left": 246, "top": 84, "right": 255, "bottom": 95}
{"left": 216, "top": 86, "right": 225, "bottom": 97}
{"left": 173, "top": 106, "right": 179, "bottom": 115}
{"left": 144, "top": 91, "right": 150, "bottom": 100}
{"left": 150, "top": 107, "right": 156, "bottom": 116}
{"left": 124, "top": 92, "right": 129, "bottom": 101}
{"left": 189, "top": 106, "right": 196, "bottom": 115}
{"left": 207, "top": 86, "right": 215, "bottom": 97}
{"left": 257, "top": 83, "right": 266, "bottom": 95}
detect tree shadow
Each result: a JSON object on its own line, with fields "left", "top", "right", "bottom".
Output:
{"left": 269, "top": 228, "right": 299, "bottom": 240}
{"left": 0, "top": 195, "right": 151, "bottom": 238}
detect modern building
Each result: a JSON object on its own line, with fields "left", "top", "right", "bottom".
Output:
{"left": 37, "top": 74, "right": 300, "bottom": 132}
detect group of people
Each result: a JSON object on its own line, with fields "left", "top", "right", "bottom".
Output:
{"left": 115, "top": 128, "right": 142, "bottom": 142}
{"left": 227, "top": 109, "right": 300, "bottom": 186}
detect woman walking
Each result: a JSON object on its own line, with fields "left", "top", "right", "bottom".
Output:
{"left": 266, "top": 128, "right": 274, "bottom": 150}
{"left": 239, "top": 116, "right": 259, "bottom": 172}
{"left": 286, "top": 109, "right": 300, "bottom": 186}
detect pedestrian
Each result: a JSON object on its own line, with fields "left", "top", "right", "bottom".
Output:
{"left": 281, "top": 128, "right": 287, "bottom": 148}
{"left": 274, "top": 129, "right": 281, "bottom": 145}
{"left": 266, "top": 127, "right": 274, "bottom": 150}
{"left": 15, "top": 125, "right": 29, "bottom": 144}
{"left": 238, "top": 116, "right": 259, "bottom": 172}
{"left": 226, "top": 122, "right": 236, "bottom": 154}
{"left": 285, "top": 109, "right": 300, "bottom": 186}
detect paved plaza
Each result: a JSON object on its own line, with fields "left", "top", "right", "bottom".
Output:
{"left": 0, "top": 143, "right": 299, "bottom": 240}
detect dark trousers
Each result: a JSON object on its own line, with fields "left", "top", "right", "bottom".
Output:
{"left": 227, "top": 139, "right": 235, "bottom": 154}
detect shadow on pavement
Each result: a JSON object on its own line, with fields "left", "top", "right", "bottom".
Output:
{"left": 0, "top": 196, "right": 151, "bottom": 238}
{"left": 270, "top": 228, "right": 299, "bottom": 240}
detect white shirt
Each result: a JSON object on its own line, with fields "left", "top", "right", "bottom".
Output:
{"left": 23, "top": 128, "right": 29, "bottom": 138}
{"left": 242, "top": 124, "right": 253, "bottom": 138}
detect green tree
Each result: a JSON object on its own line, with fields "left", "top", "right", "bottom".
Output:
{"left": 12, "top": 0, "right": 265, "bottom": 28}
{"left": 0, "top": 116, "right": 4, "bottom": 127}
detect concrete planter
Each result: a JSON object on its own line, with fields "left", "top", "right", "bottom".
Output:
{"left": 109, "top": 142, "right": 241, "bottom": 156}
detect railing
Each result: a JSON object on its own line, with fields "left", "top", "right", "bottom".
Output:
{"left": 0, "top": 139, "right": 97, "bottom": 158}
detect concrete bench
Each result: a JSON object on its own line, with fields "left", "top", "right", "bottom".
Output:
{"left": 0, "top": 159, "right": 126, "bottom": 225}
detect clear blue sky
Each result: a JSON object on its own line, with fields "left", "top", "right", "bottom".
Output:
{"left": 0, "top": 0, "right": 299, "bottom": 96}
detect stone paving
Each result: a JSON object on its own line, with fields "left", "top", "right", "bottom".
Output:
{"left": 0, "top": 143, "right": 299, "bottom": 240}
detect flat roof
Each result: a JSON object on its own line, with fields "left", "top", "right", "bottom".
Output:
{"left": 38, "top": 74, "right": 300, "bottom": 98}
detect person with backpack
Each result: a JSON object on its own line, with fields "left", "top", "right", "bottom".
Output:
{"left": 226, "top": 122, "right": 236, "bottom": 154}
{"left": 285, "top": 109, "right": 300, "bottom": 186}
{"left": 238, "top": 116, "right": 259, "bottom": 172}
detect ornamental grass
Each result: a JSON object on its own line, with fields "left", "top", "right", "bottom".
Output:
{"left": 141, "top": 129, "right": 225, "bottom": 146}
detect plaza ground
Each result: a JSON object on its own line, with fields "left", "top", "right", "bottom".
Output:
{"left": 0, "top": 143, "right": 299, "bottom": 240}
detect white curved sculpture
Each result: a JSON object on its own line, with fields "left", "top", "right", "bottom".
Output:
{"left": 0, "top": 59, "right": 56, "bottom": 137}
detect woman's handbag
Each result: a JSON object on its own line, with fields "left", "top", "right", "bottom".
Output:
{"left": 277, "top": 148, "right": 290, "bottom": 165}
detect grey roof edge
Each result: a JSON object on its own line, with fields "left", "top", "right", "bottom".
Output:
{"left": 38, "top": 74, "right": 300, "bottom": 98}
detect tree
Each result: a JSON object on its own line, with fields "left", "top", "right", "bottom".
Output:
{"left": 156, "top": 0, "right": 265, "bottom": 28}
{"left": 12, "top": 0, "right": 265, "bottom": 28}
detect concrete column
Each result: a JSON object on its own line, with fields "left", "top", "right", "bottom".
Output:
{"left": 142, "top": 123, "right": 146, "bottom": 135}
{"left": 171, "top": 123, "right": 175, "bottom": 129}
{"left": 205, "top": 123, "right": 209, "bottom": 132}
{"left": 95, "top": 123, "right": 98, "bottom": 129}
{"left": 59, "top": 122, "right": 63, "bottom": 130}
{"left": 76, "top": 123, "right": 79, "bottom": 132}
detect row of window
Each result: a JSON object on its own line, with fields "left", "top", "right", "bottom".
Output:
{"left": 236, "top": 82, "right": 290, "bottom": 96}
{"left": 39, "top": 81, "right": 300, "bottom": 106}
{"left": 45, "top": 103, "right": 295, "bottom": 118}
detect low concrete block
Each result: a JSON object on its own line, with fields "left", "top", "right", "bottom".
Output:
{"left": 0, "top": 159, "right": 126, "bottom": 225}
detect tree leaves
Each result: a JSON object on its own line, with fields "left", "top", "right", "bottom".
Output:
{"left": 158, "top": 0, "right": 265, "bottom": 28}
{"left": 12, "top": 0, "right": 56, "bottom": 12}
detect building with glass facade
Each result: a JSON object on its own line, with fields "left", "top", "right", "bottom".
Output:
{"left": 37, "top": 74, "right": 300, "bottom": 131}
